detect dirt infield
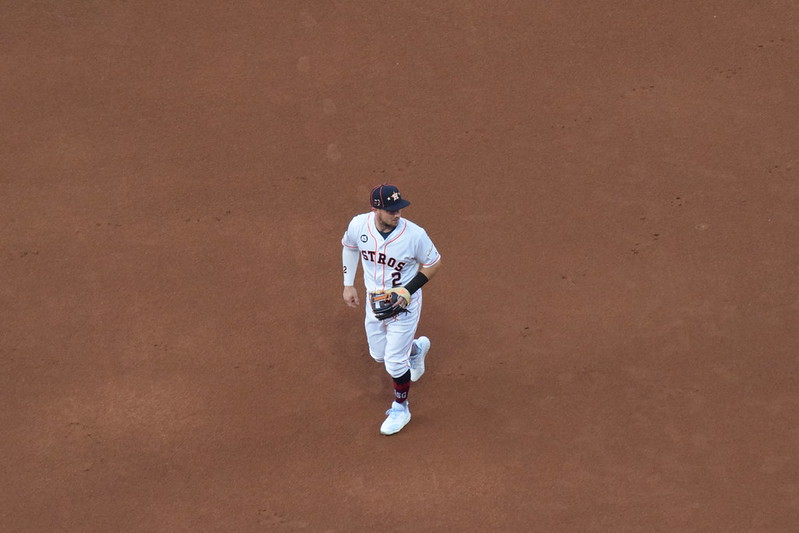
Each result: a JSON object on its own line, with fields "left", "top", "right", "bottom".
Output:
{"left": 2, "top": 2, "right": 798, "bottom": 531}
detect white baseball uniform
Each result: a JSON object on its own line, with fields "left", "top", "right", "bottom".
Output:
{"left": 342, "top": 212, "right": 441, "bottom": 377}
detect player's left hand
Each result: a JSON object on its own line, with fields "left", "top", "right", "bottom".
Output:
{"left": 386, "top": 287, "right": 410, "bottom": 309}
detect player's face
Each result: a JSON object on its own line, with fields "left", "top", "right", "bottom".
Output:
{"left": 375, "top": 208, "right": 402, "bottom": 231}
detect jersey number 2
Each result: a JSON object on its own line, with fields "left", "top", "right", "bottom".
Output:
{"left": 391, "top": 271, "right": 401, "bottom": 287}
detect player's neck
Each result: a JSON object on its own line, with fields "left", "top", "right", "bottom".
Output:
{"left": 374, "top": 218, "right": 399, "bottom": 235}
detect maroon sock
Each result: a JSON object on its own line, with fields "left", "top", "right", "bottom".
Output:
{"left": 392, "top": 370, "right": 411, "bottom": 404}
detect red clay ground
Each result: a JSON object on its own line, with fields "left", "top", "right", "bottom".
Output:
{"left": 2, "top": 1, "right": 798, "bottom": 531}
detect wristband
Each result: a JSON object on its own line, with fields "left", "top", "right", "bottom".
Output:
{"left": 403, "top": 271, "right": 429, "bottom": 295}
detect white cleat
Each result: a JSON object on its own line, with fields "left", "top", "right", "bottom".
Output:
{"left": 410, "top": 336, "right": 430, "bottom": 382}
{"left": 380, "top": 401, "right": 411, "bottom": 435}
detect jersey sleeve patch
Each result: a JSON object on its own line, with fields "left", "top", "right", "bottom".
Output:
{"left": 417, "top": 231, "right": 440, "bottom": 267}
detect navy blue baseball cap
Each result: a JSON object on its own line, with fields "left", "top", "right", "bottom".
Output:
{"left": 370, "top": 184, "right": 411, "bottom": 211}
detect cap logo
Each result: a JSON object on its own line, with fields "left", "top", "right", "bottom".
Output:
{"left": 370, "top": 184, "right": 408, "bottom": 210}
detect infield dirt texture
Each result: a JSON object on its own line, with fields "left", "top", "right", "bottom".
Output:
{"left": 2, "top": 2, "right": 797, "bottom": 531}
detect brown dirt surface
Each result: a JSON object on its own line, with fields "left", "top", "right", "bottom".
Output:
{"left": 2, "top": 2, "right": 798, "bottom": 531}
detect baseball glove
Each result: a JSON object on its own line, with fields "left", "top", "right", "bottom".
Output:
{"left": 369, "top": 288, "right": 410, "bottom": 320}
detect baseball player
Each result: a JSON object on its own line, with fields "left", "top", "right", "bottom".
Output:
{"left": 341, "top": 184, "right": 442, "bottom": 435}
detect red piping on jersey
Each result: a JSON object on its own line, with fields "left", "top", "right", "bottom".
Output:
{"left": 383, "top": 219, "right": 407, "bottom": 287}
{"left": 385, "top": 219, "right": 407, "bottom": 247}
{"left": 365, "top": 214, "right": 408, "bottom": 289}
{"left": 365, "top": 213, "right": 381, "bottom": 288}
{"left": 422, "top": 253, "right": 441, "bottom": 268}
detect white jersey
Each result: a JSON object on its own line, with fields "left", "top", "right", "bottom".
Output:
{"left": 342, "top": 212, "right": 441, "bottom": 293}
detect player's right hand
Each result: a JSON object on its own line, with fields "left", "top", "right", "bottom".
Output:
{"left": 343, "top": 286, "right": 359, "bottom": 308}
